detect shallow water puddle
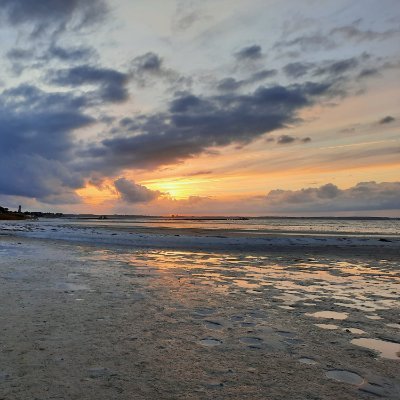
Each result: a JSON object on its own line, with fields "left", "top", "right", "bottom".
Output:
{"left": 199, "top": 338, "right": 222, "bottom": 347}
{"left": 365, "top": 315, "right": 382, "bottom": 320}
{"left": 386, "top": 323, "right": 400, "bottom": 329}
{"left": 315, "top": 323, "right": 339, "bottom": 330}
{"left": 306, "top": 311, "right": 348, "bottom": 320}
{"left": 56, "top": 282, "right": 89, "bottom": 291}
{"left": 351, "top": 338, "right": 400, "bottom": 360}
{"left": 325, "top": 369, "right": 365, "bottom": 385}
{"left": 239, "top": 337, "right": 263, "bottom": 346}
{"left": 204, "top": 321, "right": 223, "bottom": 331}
{"left": 344, "top": 327, "right": 365, "bottom": 334}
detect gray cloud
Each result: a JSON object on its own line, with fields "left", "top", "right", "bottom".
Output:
{"left": 50, "top": 65, "right": 130, "bottom": 103}
{"left": 283, "top": 54, "right": 377, "bottom": 83}
{"left": 46, "top": 45, "right": 95, "bottom": 62}
{"left": 235, "top": 45, "right": 263, "bottom": 61}
{"left": 217, "top": 69, "right": 277, "bottom": 91}
{"left": 130, "top": 52, "right": 190, "bottom": 88}
{"left": 7, "top": 44, "right": 97, "bottom": 75}
{"left": 357, "top": 68, "right": 380, "bottom": 79}
{"left": 379, "top": 116, "right": 395, "bottom": 125}
{"left": 0, "top": 84, "right": 92, "bottom": 202}
{"left": 0, "top": 0, "right": 107, "bottom": 37}
{"left": 330, "top": 25, "right": 400, "bottom": 42}
{"left": 114, "top": 178, "right": 161, "bottom": 203}
{"left": 275, "top": 33, "right": 337, "bottom": 52}
{"left": 277, "top": 135, "right": 296, "bottom": 144}
{"left": 275, "top": 23, "right": 399, "bottom": 53}
{"left": 283, "top": 62, "right": 314, "bottom": 78}
{"left": 313, "top": 57, "right": 361, "bottom": 77}
{"left": 83, "top": 81, "right": 334, "bottom": 172}
{"left": 277, "top": 135, "right": 311, "bottom": 144}
{"left": 265, "top": 181, "right": 400, "bottom": 212}
{"left": 172, "top": 1, "right": 206, "bottom": 32}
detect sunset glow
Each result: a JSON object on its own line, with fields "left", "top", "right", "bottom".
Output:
{"left": 0, "top": 0, "right": 399, "bottom": 216}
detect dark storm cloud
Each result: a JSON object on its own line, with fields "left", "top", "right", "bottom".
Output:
{"left": 114, "top": 178, "right": 161, "bottom": 203}
{"left": 82, "top": 81, "right": 334, "bottom": 172}
{"left": 217, "top": 69, "right": 277, "bottom": 92}
{"left": 0, "top": 84, "right": 93, "bottom": 202}
{"left": 50, "top": 65, "right": 130, "bottom": 103}
{"left": 379, "top": 116, "right": 395, "bottom": 125}
{"left": 265, "top": 182, "right": 400, "bottom": 212}
{"left": 0, "top": 0, "right": 108, "bottom": 36}
{"left": 235, "top": 45, "right": 263, "bottom": 61}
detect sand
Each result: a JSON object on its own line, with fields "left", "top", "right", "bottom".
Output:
{"left": 0, "top": 232, "right": 399, "bottom": 399}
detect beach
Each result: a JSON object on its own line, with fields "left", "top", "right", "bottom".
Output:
{"left": 0, "top": 219, "right": 399, "bottom": 399}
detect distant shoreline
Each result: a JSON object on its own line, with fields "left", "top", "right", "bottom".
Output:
{"left": 0, "top": 214, "right": 27, "bottom": 220}
{"left": 1, "top": 219, "right": 399, "bottom": 257}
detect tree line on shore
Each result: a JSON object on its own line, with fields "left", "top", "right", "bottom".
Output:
{"left": 0, "top": 206, "right": 64, "bottom": 220}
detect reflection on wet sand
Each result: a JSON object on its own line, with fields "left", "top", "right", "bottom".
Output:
{"left": 82, "top": 248, "right": 399, "bottom": 396}
{"left": 351, "top": 338, "right": 400, "bottom": 360}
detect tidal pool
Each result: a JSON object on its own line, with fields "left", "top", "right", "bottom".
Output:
{"left": 351, "top": 338, "right": 400, "bottom": 360}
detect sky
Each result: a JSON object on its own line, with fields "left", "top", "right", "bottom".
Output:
{"left": 0, "top": 0, "right": 399, "bottom": 216}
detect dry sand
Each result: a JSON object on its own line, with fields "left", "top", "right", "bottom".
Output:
{"left": 0, "top": 235, "right": 399, "bottom": 399}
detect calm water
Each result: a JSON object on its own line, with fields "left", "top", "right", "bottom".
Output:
{"left": 36, "top": 216, "right": 400, "bottom": 237}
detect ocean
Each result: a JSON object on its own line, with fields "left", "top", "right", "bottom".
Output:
{"left": 36, "top": 216, "right": 400, "bottom": 237}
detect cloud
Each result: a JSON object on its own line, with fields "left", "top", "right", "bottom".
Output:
{"left": 277, "top": 135, "right": 296, "bottom": 144}
{"left": 235, "top": 45, "right": 263, "bottom": 61}
{"left": 330, "top": 25, "right": 400, "bottom": 42}
{"left": 83, "top": 80, "right": 335, "bottom": 172}
{"left": 379, "top": 116, "right": 395, "bottom": 124}
{"left": 313, "top": 57, "right": 361, "bottom": 77}
{"left": 217, "top": 69, "right": 277, "bottom": 91}
{"left": 0, "top": 84, "right": 92, "bottom": 202}
{"left": 46, "top": 45, "right": 95, "bottom": 62}
{"left": 172, "top": 1, "right": 207, "bottom": 32}
{"left": 275, "top": 22, "right": 399, "bottom": 53}
{"left": 185, "top": 170, "right": 213, "bottom": 177}
{"left": 114, "top": 178, "right": 161, "bottom": 203}
{"left": 265, "top": 182, "right": 400, "bottom": 212}
{"left": 357, "top": 68, "right": 380, "bottom": 79}
{"left": 7, "top": 44, "right": 97, "bottom": 75}
{"left": 276, "top": 135, "right": 311, "bottom": 144}
{"left": 130, "top": 52, "right": 190, "bottom": 88}
{"left": 49, "top": 65, "right": 130, "bottom": 103}
{"left": 274, "top": 33, "right": 337, "bottom": 52}
{"left": 283, "top": 62, "right": 314, "bottom": 78}
{"left": 0, "top": 0, "right": 108, "bottom": 37}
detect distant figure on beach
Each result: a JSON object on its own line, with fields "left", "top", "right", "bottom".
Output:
{"left": 18, "top": 205, "right": 22, "bottom": 213}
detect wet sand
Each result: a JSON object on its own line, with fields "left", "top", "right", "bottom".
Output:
{"left": 0, "top": 235, "right": 399, "bottom": 399}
